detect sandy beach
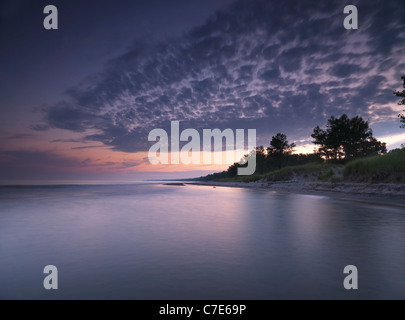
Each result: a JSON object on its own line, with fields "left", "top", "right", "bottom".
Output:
{"left": 188, "top": 181, "right": 405, "bottom": 206}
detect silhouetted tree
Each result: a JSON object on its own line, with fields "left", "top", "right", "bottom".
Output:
{"left": 266, "top": 133, "right": 296, "bottom": 169}
{"left": 311, "top": 114, "right": 386, "bottom": 160}
{"left": 254, "top": 146, "right": 267, "bottom": 174}
{"left": 267, "top": 133, "right": 296, "bottom": 155}
{"left": 394, "top": 75, "right": 405, "bottom": 129}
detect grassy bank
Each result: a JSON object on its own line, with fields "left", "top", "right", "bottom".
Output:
{"left": 219, "top": 162, "right": 343, "bottom": 183}
{"left": 343, "top": 149, "right": 405, "bottom": 183}
{"left": 216, "top": 149, "right": 405, "bottom": 184}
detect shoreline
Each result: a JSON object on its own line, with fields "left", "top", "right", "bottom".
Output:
{"left": 187, "top": 181, "right": 405, "bottom": 207}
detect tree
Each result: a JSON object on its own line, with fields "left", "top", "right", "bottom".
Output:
{"left": 255, "top": 146, "right": 267, "bottom": 174}
{"left": 394, "top": 75, "right": 405, "bottom": 129}
{"left": 267, "top": 133, "right": 296, "bottom": 155}
{"left": 267, "top": 133, "right": 296, "bottom": 169}
{"left": 311, "top": 114, "right": 386, "bottom": 160}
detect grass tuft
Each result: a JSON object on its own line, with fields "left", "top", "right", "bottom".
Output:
{"left": 343, "top": 149, "right": 405, "bottom": 183}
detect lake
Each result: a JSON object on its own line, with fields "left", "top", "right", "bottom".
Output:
{"left": 0, "top": 183, "right": 404, "bottom": 299}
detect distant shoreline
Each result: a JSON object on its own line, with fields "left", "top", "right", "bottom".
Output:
{"left": 187, "top": 181, "right": 405, "bottom": 206}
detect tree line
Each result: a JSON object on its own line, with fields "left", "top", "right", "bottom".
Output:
{"left": 199, "top": 75, "right": 405, "bottom": 180}
{"left": 395, "top": 75, "right": 405, "bottom": 129}
{"left": 200, "top": 114, "right": 386, "bottom": 180}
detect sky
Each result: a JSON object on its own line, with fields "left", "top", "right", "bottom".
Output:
{"left": 1, "top": 0, "right": 405, "bottom": 181}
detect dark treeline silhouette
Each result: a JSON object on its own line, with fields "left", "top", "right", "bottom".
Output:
{"left": 394, "top": 75, "right": 405, "bottom": 129}
{"left": 199, "top": 114, "right": 387, "bottom": 181}
{"left": 311, "top": 114, "right": 386, "bottom": 160}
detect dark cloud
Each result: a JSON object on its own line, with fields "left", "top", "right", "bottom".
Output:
{"left": 118, "top": 162, "right": 140, "bottom": 169}
{"left": 7, "top": 133, "right": 37, "bottom": 139}
{"left": 35, "top": 0, "right": 405, "bottom": 151}
{"left": 329, "top": 63, "right": 366, "bottom": 78}
{"left": 0, "top": 150, "right": 142, "bottom": 179}
{"left": 71, "top": 146, "right": 104, "bottom": 150}
{"left": 259, "top": 68, "right": 281, "bottom": 81}
{"left": 51, "top": 139, "right": 85, "bottom": 143}
{"left": 0, "top": 150, "right": 83, "bottom": 178}
{"left": 30, "top": 124, "right": 50, "bottom": 131}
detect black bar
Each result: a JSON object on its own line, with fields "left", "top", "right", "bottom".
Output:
{"left": 0, "top": 300, "right": 390, "bottom": 318}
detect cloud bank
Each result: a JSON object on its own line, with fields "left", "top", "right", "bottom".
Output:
{"left": 38, "top": 0, "right": 405, "bottom": 152}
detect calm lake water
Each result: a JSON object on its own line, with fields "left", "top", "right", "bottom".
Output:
{"left": 0, "top": 183, "right": 404, "bottom": 299}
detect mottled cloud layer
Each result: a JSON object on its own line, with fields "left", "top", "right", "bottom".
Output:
{"left": 38, "top": 0, "right": 405, "bottom": 151}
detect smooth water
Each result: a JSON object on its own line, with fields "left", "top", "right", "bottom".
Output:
{"left": 0, "top": 183, "right": 404, "bottom": 299}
